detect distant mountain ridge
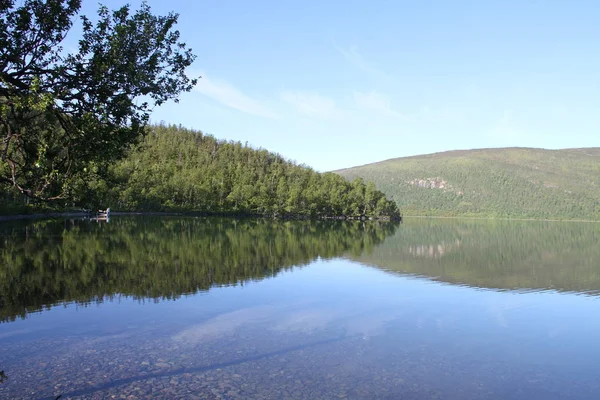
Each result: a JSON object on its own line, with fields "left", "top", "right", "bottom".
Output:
{"left": 335, "top": 147, "right": 600, "bottom": 220}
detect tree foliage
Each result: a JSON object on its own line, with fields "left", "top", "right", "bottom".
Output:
{"left": 0, "top": 0, "right": 196, "bottom": 200}
{"left": 86, "top": 124, "right": 401, "bottom": 219}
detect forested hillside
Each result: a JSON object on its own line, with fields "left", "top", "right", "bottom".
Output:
{"left": 69, "top": 124, "right": 399, "bottom": 219}
{"left": 335, "top": 147, "right": 600, "bottom": 220}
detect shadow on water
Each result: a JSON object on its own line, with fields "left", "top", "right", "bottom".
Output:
{"left": 0, "top": 216, "right": 399, "bottom": 323}
{"left": 40, "top": 334, "right": 348, "bottom": 400}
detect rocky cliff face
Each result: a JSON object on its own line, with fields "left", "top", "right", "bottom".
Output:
{"left": 407, "top": 177, "right": 464, "bottom": 196}
{"left": 408, "top": 177, "right": 449, "bottom": 189}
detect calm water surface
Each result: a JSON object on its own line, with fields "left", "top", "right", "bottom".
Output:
{"left": 0, "top": 217, "right": 599, "bottom": 399}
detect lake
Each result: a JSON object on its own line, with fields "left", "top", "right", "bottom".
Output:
{"left": 0, "top": 216, "right": 599, "bottom": 399}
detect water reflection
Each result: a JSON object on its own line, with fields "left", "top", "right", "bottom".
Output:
{"left": 352, "top": 218, "right": 600, "bottom": 295}
{"left": 3, "top": 259, "right": 600, "bottom": 400}
{"left": 0, "top": 217, "right": 398, "bottom": 323}
{"left": 1, "top": 217, "right": 600, "bottom": 399}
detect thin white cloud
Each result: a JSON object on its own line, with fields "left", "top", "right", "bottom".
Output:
{"left": 271, "top": 309, "right": 337, "bottom": 333}
{"left": 333, "top": 40, "right": 394, "bottom": 82}
{"left": 172, "top": 306, "right": 274, "bottom": 344}
{"left": 195, "top": 74, "right": 278, "bottom": 119}
{"left": 353, "top": 91, "right": 407, "bottom": 119}
{"left": 281, "top": 91, "right": 341, "bottom": 119}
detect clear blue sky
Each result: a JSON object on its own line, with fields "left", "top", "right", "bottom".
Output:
{"left": 79, "top": 0, "right": 600, "bottom": 171}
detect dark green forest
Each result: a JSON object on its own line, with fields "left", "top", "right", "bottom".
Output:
{"left": 0, "top": 216, "right": 399, "bottom": 323}
{"left": 336, "top": 147, "right": 600, "bottom": 220}
{"left": 1, "top": 124, "right": 400, "bottom": 219}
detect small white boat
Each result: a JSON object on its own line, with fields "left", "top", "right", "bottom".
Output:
{"left": 97, "top": 208, "right": 111, "bottom": 217}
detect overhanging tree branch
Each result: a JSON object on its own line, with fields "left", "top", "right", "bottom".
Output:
{"left": 0, "top": 0, "right": 197, "bottom": 201}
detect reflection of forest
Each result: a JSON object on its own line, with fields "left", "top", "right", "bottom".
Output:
{"left": 0, "top": 217, "right": 399, "bottom": 323}
{"left": 352, "top": 218, "right": 600, "bottom": 295}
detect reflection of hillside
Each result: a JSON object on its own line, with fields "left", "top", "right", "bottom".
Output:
{"left": 406, "top": 239, "right": 461, "bottom": 259}
{"left": 0, "top": 217, "right": 399, "bottom": 323}
{"left": 352, "top": 218, "right": 600, "bottom": 295}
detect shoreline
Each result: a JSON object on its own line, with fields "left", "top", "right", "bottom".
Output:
{"left": 0, "top": 212, "right": 91, "bottom": 222}
{"left": 403, "top": 215, "right": 600, "bottom": 223}
{"left": 0, "top": 211, "right": 185, "bottom": 223}
{"left": 0, "top": 211, "right": 401, "bottom": 223}
{"left": 0, "top": 211, "right": 597, "bottom": 223}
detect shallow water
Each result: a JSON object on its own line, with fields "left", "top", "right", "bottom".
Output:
{"left": 0, "top": 217, "right": 599, "bottom": 399}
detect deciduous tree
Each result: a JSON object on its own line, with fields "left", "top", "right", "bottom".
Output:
{"left": 0, "top": 0, "right": 197, "bottom": 200}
